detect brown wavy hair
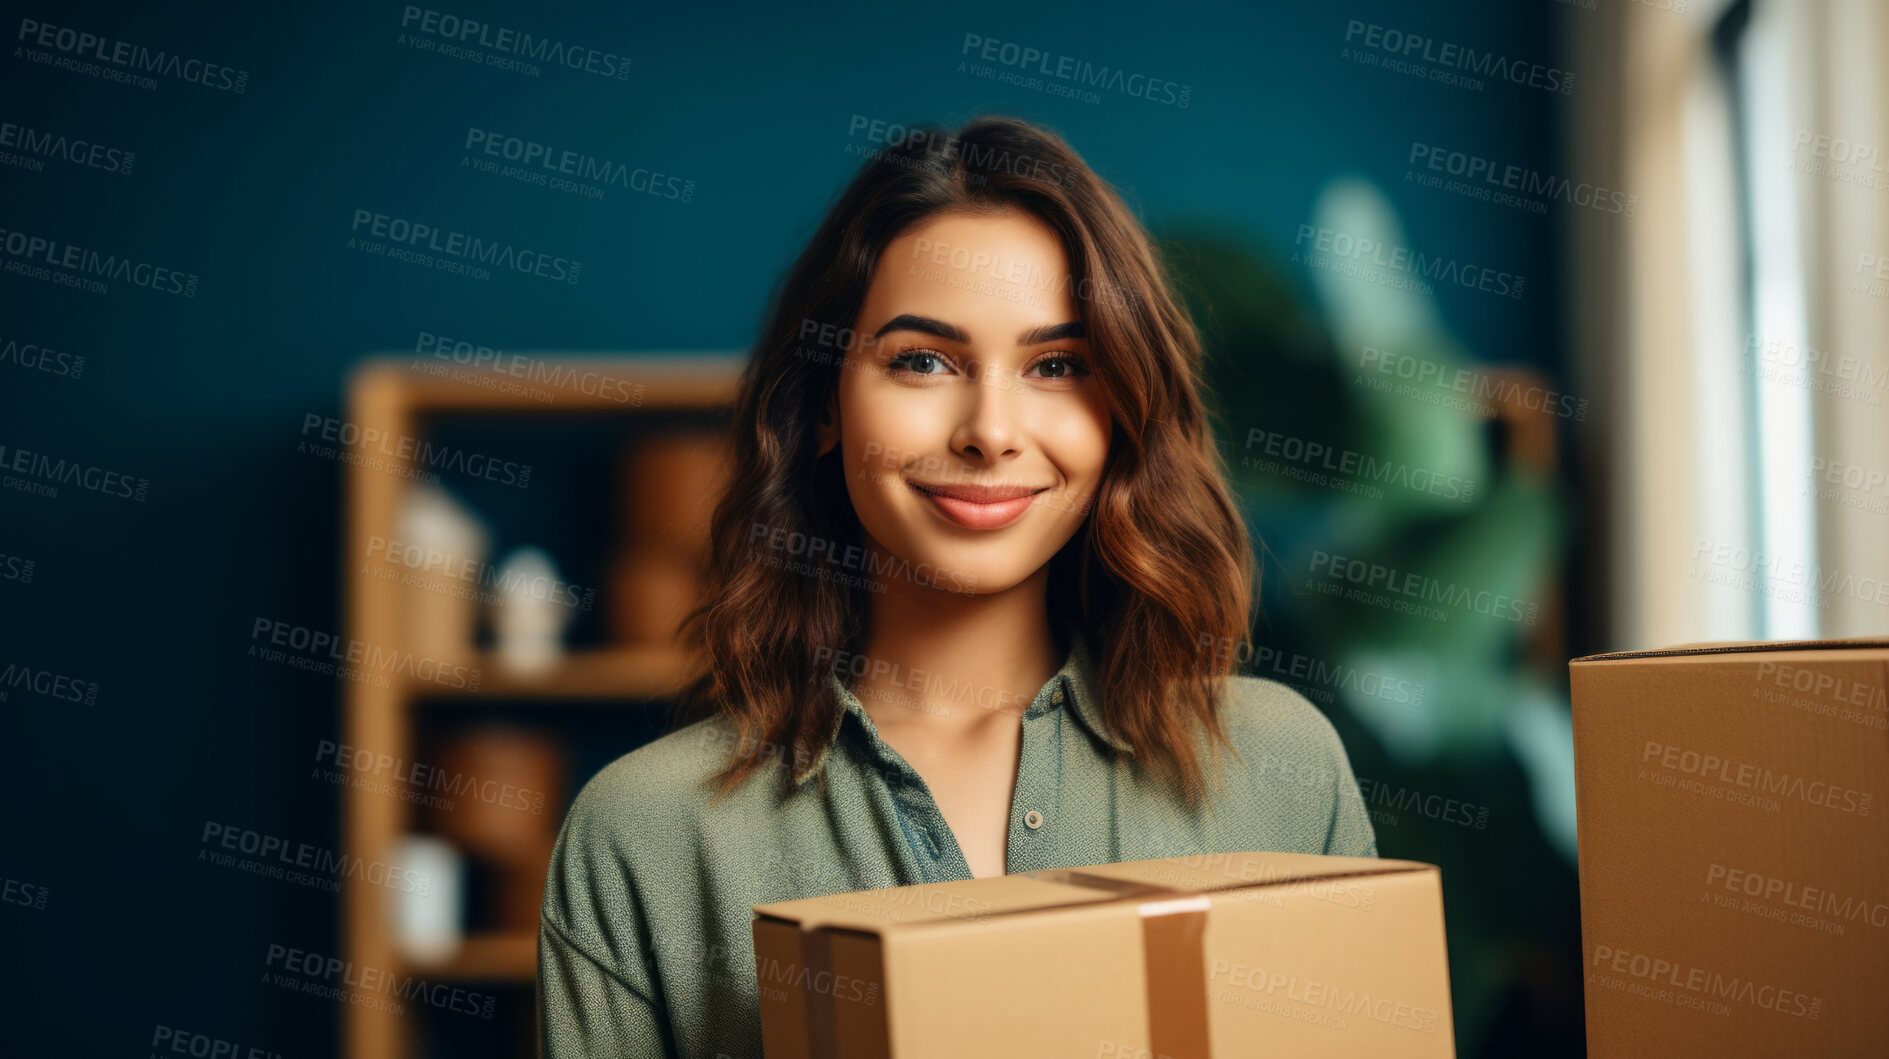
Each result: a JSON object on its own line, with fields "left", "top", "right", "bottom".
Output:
{"left": 672, "top": 114, "right": 1254, "bottom": 808}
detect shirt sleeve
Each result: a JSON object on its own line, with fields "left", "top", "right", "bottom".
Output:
{"left": 537, "top": 911, "right": 674, "bottom": 1058}
{"left": 1221, "top": 675, "right": 1380, "bottom": 859}
{"left": 1320, "top": 728, "right": 1378, "bottom": 859}
{"left": 536, "top": 774, "right": 677, "bottom": 1059}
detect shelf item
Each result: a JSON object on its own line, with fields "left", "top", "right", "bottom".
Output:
{"left": 618, "top": 428, "right": 731, "bottom": 564}
{"left": 608, "top": 544, "right": 704, "bottom": 646}
{"left": 608, "top": 426, "right": 729, "bottom": 648}
{"left": 430, "top": 726, "right": 565, "bottom": 933}
{"left": 392, "top": 483, "right": 490, "bottom": 669}
{"left": 429, "top": 727, "right": 564, "bottom": 857}
{"left": 489, "top": 547, "right": 575, "bottom": 678}
{"left": 388, "top": 834, "right": 466, "bottom": 966}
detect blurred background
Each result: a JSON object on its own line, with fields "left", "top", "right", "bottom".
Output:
{"left": 3, "top": 0, "right": 1886, "bottom": 1055}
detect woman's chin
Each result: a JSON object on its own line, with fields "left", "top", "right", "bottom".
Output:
{"left": 880, "top": 546, "right": 1051, "bottom": 599}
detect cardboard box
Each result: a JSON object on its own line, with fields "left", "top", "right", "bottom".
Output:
{"left": 751, "top": 851, "right": 1454, "bottom": 1058}
{"left": 1570, "top": 639, "right": 1889, "bottom": 1057}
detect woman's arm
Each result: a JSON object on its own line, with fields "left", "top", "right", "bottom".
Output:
{"left": 536, "top": 771, "right": 677, "bottom": 1058}
{"left": 1321, "top": 742, "right": 1379, "bottom": 858}
{"left": 537, "top": 909, "right": 675, "bottom": 1057}
{"left": 1219, "top": 673, "right": 1380, "bottom": 859}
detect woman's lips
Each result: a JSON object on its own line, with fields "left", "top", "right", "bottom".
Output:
{"left": 908, "top": 481, "right": 1047, "bottom": 530}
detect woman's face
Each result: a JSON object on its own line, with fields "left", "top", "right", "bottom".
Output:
{"left": 816, "top": 208, "right": 1112, "bottom": 597}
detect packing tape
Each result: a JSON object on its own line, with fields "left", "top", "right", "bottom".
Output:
{"left": 797, "top": 868, "right": 1213, "bottom": 1058}
{"left": 1029, "top": 869, "right": 1213, "bottom": 1059}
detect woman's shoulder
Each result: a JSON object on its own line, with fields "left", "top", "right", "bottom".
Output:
{"left": 1205, "top": 673, "right": 1378, "bottom": 856}
{"left": 1208, "top": 674, "right": 1363, "bottom": 805}
{"left": 559, "top": 715, "right": 773, "bottom": 846}
{"left": 1215, "top": 673, "right": 1349, "bottom": 764}
{"left": 542, "top": 715, "right": 781, "bottom": 940}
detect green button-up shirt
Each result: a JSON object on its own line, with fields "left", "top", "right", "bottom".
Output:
{"left": 537, "top": 630, "right": 1377, "bottom": 1058}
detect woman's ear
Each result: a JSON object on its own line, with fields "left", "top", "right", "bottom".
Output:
{"left": 814, "top": 390, "right": 838, "bottom": 457}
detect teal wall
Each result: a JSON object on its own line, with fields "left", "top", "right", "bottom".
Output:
{"left": 1, "top": 0, "right": 1574, "bottom": 1054}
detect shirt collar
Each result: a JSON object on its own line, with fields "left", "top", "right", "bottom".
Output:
{"left": 798, "top": 622, "right": 1131, "bottom": 786}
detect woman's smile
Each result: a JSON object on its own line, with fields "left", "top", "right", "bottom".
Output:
{"left": 907, "top": 478, "right": 1051, "bottom": 530}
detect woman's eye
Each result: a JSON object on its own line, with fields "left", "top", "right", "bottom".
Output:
{"left": 884, "top": 350, "right": 1087, "bottom": 381}
{"left": 1031, "top": 355, "right": 1090, "bottom": 379}
{"left": 887, "top": 350, "right": 953, "bottom": 376}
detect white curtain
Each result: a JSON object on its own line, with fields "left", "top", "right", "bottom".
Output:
{"left": 1568, "top": 0, "right": 1889, "bottom": 649}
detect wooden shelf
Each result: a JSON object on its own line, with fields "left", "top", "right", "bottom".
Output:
{"left": 354, "top": 352, "right": 746, "bottom": 413}
{"left": 403, "top": 931, "right": 538, "bottom": 982}
{"left": 344, "top": 353, "right": 743, "bottom": 1059}
{"left": 413, "top": 645, "right": 694, "bottom": 702}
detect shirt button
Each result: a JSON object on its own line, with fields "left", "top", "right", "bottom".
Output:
{"left": 1024, "top": 810, "right": 1044, "bottom": 829}
{"left": 1050, "top": 687, "right": 1065, "bottom": 705}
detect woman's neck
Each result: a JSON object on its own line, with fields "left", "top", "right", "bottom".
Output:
{"left": 848, "top": 546, "right": 1062, "bottom": 737}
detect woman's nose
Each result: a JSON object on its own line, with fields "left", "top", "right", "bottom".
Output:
{"left": 951, "top": 358, "right": 1025, "bottom": 460}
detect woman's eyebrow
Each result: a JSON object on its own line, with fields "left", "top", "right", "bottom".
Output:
{"left": 873, "top": 314, "right": 967, "bottom": 343}
{"left": 1018, "top": 321, "right": 1086, "bottom": 345}
{"left": 872, "top": 314, "right": 1087, "bottom": 346}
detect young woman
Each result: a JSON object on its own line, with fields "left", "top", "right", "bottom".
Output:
{"left": 538, "top": 115, "right": 1375, "bottom": 1059}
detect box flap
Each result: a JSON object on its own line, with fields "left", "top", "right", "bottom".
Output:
{"left": 753, "top": 873, "right": 1105, "bottom": 932}
{"left": 1051, "top": 852, "right": 1428, "bottom": 894}
{"left": 1571, "top": 637, "right": 1889, "bottom": 664}
{"left": 753, "top": 852, "right": 1436, "bottom": 938}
